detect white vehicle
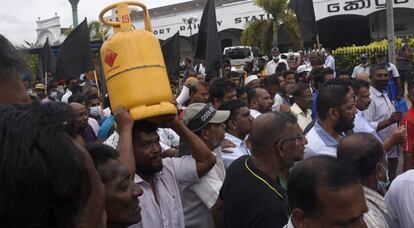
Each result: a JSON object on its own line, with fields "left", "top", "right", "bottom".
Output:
{"left": 223, "top": 46, "right": 256, "bottom": 73}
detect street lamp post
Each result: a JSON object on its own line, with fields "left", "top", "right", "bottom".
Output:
{"left": 69, "top": 0, "right": 80, "bottom": 27}
{"left": 182, "top": 16, "right": 198, "bottom": 55}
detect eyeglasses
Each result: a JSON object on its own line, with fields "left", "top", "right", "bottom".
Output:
{"left": 279, "top": 134, "right": 306, "bottom": 145}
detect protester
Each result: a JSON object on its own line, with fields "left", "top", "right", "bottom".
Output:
{"left": 181, "top": 103, "right": 229, "bottom": 228}
{"left": 267, "top": 47, "right": 289, "bottom": 74}
{"left": 305, "top": 79, "right": 357, "bottom": 158}
{"left": 86, "top": 143, "right": 144, "bottom": 228}
{"left": 257, "top": 57, "right": 267, "bottom": 75}
{"left": 70, "top": 102, "right": 98, "bottom": 144}
{"left": 396, "top": 38, "right": 413, "bottom": 92}
{"left": 291, "top": 83, "right": 312, "bottom": 131}
{"left": 263, "top": 73, "right": 280, "bottom": 101}
{"left": 286, "top": 155, "right": 367, "bottom": 228}
{"left": 219, "top": 111, "right": 306, "bottom": 228}
{"left": 385, "top": 170, "right": 414, "bottom": 228}
{"left": 225, "top": 71, "right": 241, "bottom": 87}
{"left": 375, "top": 52, "right": 402, "bottom": 101}
{"left": 324, "top": 48, "right": 336, "bottom": 72}
{"left": 337, "top": 133, "right": 390, "bottom": 227}
{"left": 282, "top": 70, "right": 297, "bottom": 84}
{"left": 247, "top": 87, "right": 272, "bottom": 119}
{"left": 176, "top": 74, "right": 200, "bottom": 109}
{"left": 219, "top": 100, "right": 253, "bottom": 168}
{"left": 209, "top": 78, "right": 237, "bottom": 109}
{"left": 115, "top": 111, "right": 216, "bottom": 228}
{"left": 363, "top": 64, "right": 402, "bottom": 181}
{"left": 310, "top": 67, "right": 335, "bottom": 119}
{"left": 0, "top": 34, "right": 31, "bottom": 105}
{"left": 401, "top": 83, "right": 414, "bottom": 170}
{"left": 337, "top": 69, "right": 351, "bottom": 81}
{"left": 189, "top": 80, "right": 209, "bottom": 104}
{"left": 236, "top": 86, "right": 248, "bottom": 104}
{"left": 0, "top": 102, "right": 106, "bottom": 228}
{"left": 244, "top": 74, "right": 260, "bottom": 89}
{"left": 352, "top": 53, "right": 371, "bottom": 79}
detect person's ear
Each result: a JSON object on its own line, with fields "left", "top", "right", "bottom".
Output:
{"left": 328, "top": 107, "right": 339, "bottom": 121}
{"left": 291, "top": 208, "right": 309, "bottom": 228}
{"left": 200, "top": 127, "right": 211, "bottom": 142}
{"left": 375, "top": 162, "right": 383, "bottom": 179}
{"left": 228, "top": 119, "right": 237, "bottom": 131}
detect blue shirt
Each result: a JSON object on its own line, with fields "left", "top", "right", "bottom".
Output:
{"left": 311, "top": 89, "right": 319, "bottom": 120}
{"left": 304, "top": 121, "right": 343, "bottom": 158}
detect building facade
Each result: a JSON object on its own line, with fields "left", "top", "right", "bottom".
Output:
{"left": 35, "top": 14, "right": 67, "bottom": 46}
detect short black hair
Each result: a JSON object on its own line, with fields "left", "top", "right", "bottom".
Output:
{"left": 219, "top": 100, "right": 248, "bottom": 126}
{"left": 85, "top": 143, "right": 120, "bottom": 183}
{"left": 337, "top": 133, "right": 384, "bottom": 179}
{"left": 132, "top": 120, "right": 158, "bottom": 136}
{"left": 292, "top": 82, "right": 310, "bottom": 98}
{"left": 275, "top": 63, "right": 287, "bottom": 73}
{"left": 350, "top": 79, "right": 370, "bottom": 96}
{"left": 247, "top": 88, "right": 258, "bottom": 105}
{"left": 317, "top": 79, "right": 350, "bottom": 120}
{"left": 0, "top": 34, "right": 27, "bottom": 83}
{"left": 263, "top": 74, "right": 280, "bottom": 88}
{"left": 282, "top": 70, "right": 296, "bottom": 79}
{"left": 209, "top": 78, "right": 236, "bottom": 103}
{"left": 288, "top": 155, "right": 360, "bottom": 217}
{"left": 309, "top": 67, "right": 326, "bottom": 89}
{"left": 85, "top": 93, "right": 100, "bottom": 106}
{"left": 370, "top": 63, "right": 388, "bottom": 77}
{"left": 68, "top": 94, "right": 85, "bottom": 104}
{"left": 250, "top": 111, "right": 297, "bottom": 153}
{"left": 0, "top": 102, "right": 91, "bottom": 228}
{"left": 337, "top": 69, "right": 350, "bottom": 77}
{"left": 226, "top": 71, "right": 239, "bottom": 79}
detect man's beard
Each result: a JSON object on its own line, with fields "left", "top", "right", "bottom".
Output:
{"left": 334, "top": 113, "right": 354, "bottom": 133}
{"left": 136, "top": 162, "right": 163, "bottom": 175}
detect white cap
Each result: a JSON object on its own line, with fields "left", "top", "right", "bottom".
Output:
{"left": 297, "top": 65, "right": 312, "bottom": 74}
{"left": 245, "top": 75, "right": 259, "bottom": 86}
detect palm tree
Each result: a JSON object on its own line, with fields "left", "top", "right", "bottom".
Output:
{"left": 241, "top": 0, "right": 301, "bottom": 55}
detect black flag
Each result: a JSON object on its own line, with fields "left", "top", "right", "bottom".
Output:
{"left": 56, "top": 18, "right": 95, "bottom": 80}
{"left": 161, "top": 32, "right": 180, "bottom": 81}
{"left": 288, "top": 0, "right": 317, "bottom": 40}
{"left": 194, "top": 0, "right": 222, "bottom": 82}
{"left": 41, "top": 38, "right": 56, "bottom": 74}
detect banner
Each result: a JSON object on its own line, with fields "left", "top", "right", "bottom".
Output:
{"left": 314, "top": 0, "right": 414, "bottom": 21}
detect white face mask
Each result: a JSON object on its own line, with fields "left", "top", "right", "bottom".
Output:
{"left": 50, "top": 91, "right": 58, "bottom": 98}
{"left": 377, "top": 163, "right": 390, "bottom": 192}
{"left": 89, "top": 106, "right": 102, "bottom": 117}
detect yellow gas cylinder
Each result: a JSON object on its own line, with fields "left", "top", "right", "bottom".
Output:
{"left": 99, "top": 1, "right": 177, "bottom": 121}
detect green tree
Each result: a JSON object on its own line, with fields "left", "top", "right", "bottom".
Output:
{"left": 63, "top": 20, "right": 110, "bottom": 40}
{"left": 241, "top": 0, "right": 301, "bottom": 55}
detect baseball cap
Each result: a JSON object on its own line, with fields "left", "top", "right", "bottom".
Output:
{"left": 35, "top": 83, "right": 45, "bottom": 90}
{"left": 183, "top": 103, "right": 230, "bottom": 132}
{"left": 360, "top": 53, "right": 368, "bottom": 59}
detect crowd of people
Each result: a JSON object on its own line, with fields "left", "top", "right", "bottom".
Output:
{"left": 1, "top": 31, "right": 414, "bottom": 228}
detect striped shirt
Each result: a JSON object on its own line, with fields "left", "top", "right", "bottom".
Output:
{"left": 363, "top": 187, "right": 388, "bottom": 228}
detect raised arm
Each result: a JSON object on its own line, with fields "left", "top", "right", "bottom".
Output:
{"left": 114, "top": 107, "right": 136, "bottom": 180}
{"left": 166, "top": 116, "right": 216, "bottom": 177}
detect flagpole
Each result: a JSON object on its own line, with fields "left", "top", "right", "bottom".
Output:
{"left": 44, "top": 72, "right": 48, "bottom": 94}
{"left": 93, "top": 70, "right": 101, "bottom": 98}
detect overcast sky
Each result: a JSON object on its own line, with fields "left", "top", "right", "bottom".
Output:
{"left": 0, "top": 0, "right": 190, "bottom": 45}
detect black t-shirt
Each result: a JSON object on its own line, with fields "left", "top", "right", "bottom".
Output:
{"left": 219, "top": 155, "right": 289, "bottom": 228}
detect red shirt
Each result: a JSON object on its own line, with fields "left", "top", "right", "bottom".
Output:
{"left": 401, "top": 107, "right": 414, "bottom": 166}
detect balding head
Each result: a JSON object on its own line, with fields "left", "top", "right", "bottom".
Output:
{"left": 70, "top": 102, "right": 89, "bottom": 129}
{"left": 337, "top": 133, "right": 384, "bottom": 179}
{"left": 250, "top": 111, "right": 297, "bottom": 154}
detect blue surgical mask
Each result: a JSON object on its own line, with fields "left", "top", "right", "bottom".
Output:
{"left": 377, "top": 164, "right": 390, "bottom": 192}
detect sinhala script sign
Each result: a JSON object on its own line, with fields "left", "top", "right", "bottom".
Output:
{"left": 314, "top": 0, "right": 414, "bottom": 21}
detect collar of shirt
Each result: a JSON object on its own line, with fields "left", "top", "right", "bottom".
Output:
{"left": 291, "top": 103, "right": 311, "bottom": 117}
{"left": 283, "top": 218, "right": 294, "bottom": 228}
{"left": 314, "top": 121, "right": 341, "bottom": 147}
{"left": 370, "top": 86, "right": 384, "bottom": 97}
{"left": 357, "top": 109, "right": 364, "bottom": 117}
{"left": 134, "top": 171, "right": 164, "bottom": 184}
{"left": 250, "top": 109, "right": 262, "bottom": 118}
{"left": 363, "top": 187, "right": 386, "bottom": 210}
{"left": 225, "top": 133, "right": 243, "bottom": 147}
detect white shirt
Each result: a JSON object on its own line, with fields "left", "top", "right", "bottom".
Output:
{"left": 61, "top": 89, "right": 72, "bottom": 103}
{"left": 181, "top": 148, "right": 225, "bottom": 228}
{"left": 351, "top": 64, "right": 371, "bottom": 78}
{"left": 385, "top": 170, "right": 414, "bottom": 228}
{"left": 272, "top": 93, "right": 285, "bottom": 111}
{"left": 325, "top": 54, "right": 335, "bottom": 71}
{"left": 290, "top": 103, "right": 312, "bottom": 131}
{"left": 129, "top": 157, "right": 199, "bottom": 228}
{"left": 249, "top": 109, "right": 262, "bottom": 119}
{"left": 386, "top": 62, "right": 400, "bottom": 78}
{"left": 304, "top": 121, "right": 341, "bottom": 158}
{"left": 222, "top": 133, "right": 250, "bottom": 169}
{"left": 353, "top": 110, "right": 381, "bottom": 141}
{"left": 363, "top": 86, "right": 399, "bottom": 158}
{"left": 88, "top": 117, "right": 100, "bottom": 136}
{"left": 266, "top": 58, "right": 289, "bottom": 75}
{"left": 158, "top": 128, "right": 180, "bottom": 149}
